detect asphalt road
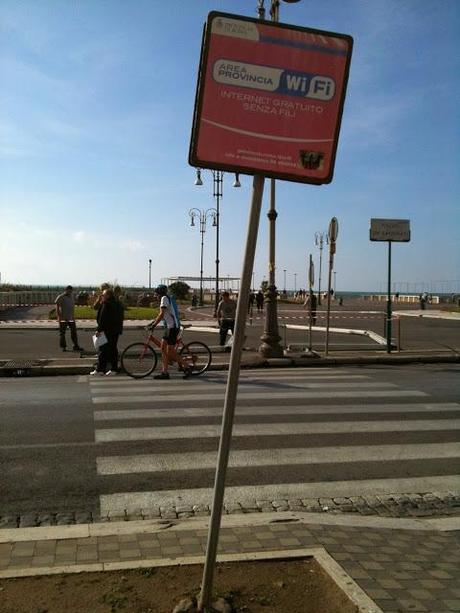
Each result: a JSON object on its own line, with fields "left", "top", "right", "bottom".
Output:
{"left": 0, "top": 301, "right": 459, "bottom": 359}
{"left": 1, "top": 364, "right": 459, "bottom": 520}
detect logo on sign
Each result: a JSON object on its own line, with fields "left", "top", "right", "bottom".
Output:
{"left": 213, "top": 59, "right": 335, "bottom": 101}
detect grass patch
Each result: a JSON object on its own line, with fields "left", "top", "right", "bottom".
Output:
{"left": 49, "top": 306, "right": 158, "bottom": 320}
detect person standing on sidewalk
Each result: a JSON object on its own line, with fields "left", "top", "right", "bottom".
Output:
{"left": 55, "top": 285, "right": 82, "bottom": 352}
{"left": 255, "top": 290, "right": 264, "bottom": 313}
{"left": 91, "top": 288, "right": 124, "bottom": 376}
{"left": 217, "top": 291, "right": 236, "bottom": 347}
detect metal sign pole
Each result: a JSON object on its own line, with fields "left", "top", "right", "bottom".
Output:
{"left": 386, "top": 240, "right": 392, "bottom": 354}
{"left": 325, "top": 217, "right": 338, "bottom": 356}
{"left": 198, "top": 174, "right": 265, "bottom": 612}
{"left": 308, "top": 254, "right": 314, "bottom": 352}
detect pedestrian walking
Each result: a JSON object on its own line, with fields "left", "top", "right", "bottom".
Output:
{"left": 55, "top": 285, "right": 82, "bottom": 352}
{"left": 217, "top": 291, "right": 236, "bottom": 347}
{"left": 248, "top": 291, "right": 255, "bottom": 314}
{"left": 303, "top": 292, "right": 317, "bottom": 325}
{"left": 419, "top": 293, "right": 427, "bottom": 310}
{"left": 255, "top": 290, "right": 264, "bottom": 313}
{"left": 90, "top": 288, "right": 124, "bottom": 376}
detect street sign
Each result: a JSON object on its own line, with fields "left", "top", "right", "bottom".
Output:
{"left": 190, "top": 12, "right": 353, "bottom": 185}
{"left": 370, "top": 219, "right": 411, "bottom": 242}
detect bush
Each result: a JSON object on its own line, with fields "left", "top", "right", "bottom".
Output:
{"left": 76, "top": 291, "right": 89, "bottom": 306}
{"left": 169, "top": 281, "right": 190, "bottom": 300}
{"left": 137, "top": 292, "right": 156, "bottom": 307}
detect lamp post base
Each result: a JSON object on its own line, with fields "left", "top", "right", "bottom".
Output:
{"left": 259, "top": 285, "right": 284, "bottom": 358}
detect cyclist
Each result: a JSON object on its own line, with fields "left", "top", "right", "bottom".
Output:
{"left": 148, "top": 285, "right": 191, "bottom": 379}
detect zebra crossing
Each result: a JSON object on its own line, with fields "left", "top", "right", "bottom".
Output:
{"left": 87, "top": 368, "right": 460, "bottom": 516}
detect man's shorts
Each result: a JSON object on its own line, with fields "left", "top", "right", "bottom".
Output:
{"left": 163, "top": 327, "right": 179, "bottom": 346}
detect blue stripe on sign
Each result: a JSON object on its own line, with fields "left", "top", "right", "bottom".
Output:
{"left": 260, "top": 35, "right": 348, "bottom": 57}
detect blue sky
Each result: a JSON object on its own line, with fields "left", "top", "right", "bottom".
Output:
{"left": 1, "top": 0, "right": 459, "bottom": 293}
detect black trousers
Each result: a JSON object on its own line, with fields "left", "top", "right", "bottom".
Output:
{"left": 219, "top": 319, "right": 235, "bottom": 346}
{"left": 59, "top": 321, "right": 79, "bottom": 349}
{"left": 97, "top": 333, "right": 120, "bottom": 373}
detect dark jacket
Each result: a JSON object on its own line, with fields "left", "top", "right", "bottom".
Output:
{"left": 97, "top": 297, "right": 124, "bottom": 335}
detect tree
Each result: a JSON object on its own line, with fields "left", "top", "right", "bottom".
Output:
{"left": 169, "top": 281, "right": 190, "bottom": 300}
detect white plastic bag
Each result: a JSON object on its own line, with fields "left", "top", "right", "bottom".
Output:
{"left": 92, "top": 332, "right": 108, "bottom": 350}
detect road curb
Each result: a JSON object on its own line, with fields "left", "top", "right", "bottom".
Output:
{"left": 0, "top": 352, "right": 459, "bottom": 376}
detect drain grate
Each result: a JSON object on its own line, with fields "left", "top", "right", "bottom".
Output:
{"left": 1, "top": 360, "right": 39, "bottom": 377}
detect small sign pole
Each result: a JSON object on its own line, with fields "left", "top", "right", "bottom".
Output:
{"left": 386, "top": 240, "right": 392, "bottom": 354}
{"left": 308, "top": 254, "right": 314, "bottom": 352}
{"left": 198, "top": 175, "right": 265, "bottom": 612}
{"left": 325, "top": 217, "right": 338, "bottom": 356}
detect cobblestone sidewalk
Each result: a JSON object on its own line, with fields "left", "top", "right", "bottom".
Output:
{"left": 2, "top": 491, "right": 459, "bottom": 529}
{"left": 0, "top": 512, "right": 459, "bottom": 613}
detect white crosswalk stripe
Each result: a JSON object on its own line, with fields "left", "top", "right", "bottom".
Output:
{"left": 87, "top": 368, "right": 460, "bottom": 515}
{"left": 95, "top": 420, "right": 459, "bottom": 442}
{"left": 93, "top": 403, "right": 460, "bottom": 421}
{"left": 97, "top": 443, "right": 460, "bottom": 475}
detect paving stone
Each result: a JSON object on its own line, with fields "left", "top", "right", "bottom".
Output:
{"left": 19, "top": 514, "right": 38, "bottom": 528}
{"left": 178, "top": 537, "right": 201, "bottom": 545}
{"left": 443, "top": 600, "right": 460, "bottom": 611}
{"left": 98, "top": 543, "right": 120, "bottom": 552}
{"left": 161, "top": 546, "right": 183, "bottom": 557}
{"left": 430, "top": 570, "right": 454, "bottom": 579}
{"left": 240, "top": 541, "right": 263, "bottom": 550}
{"left": 32, "top": 556, "right": 55, "bottom": 567}
{"left": 397, "top": 598, "right": 429, "bottom": 611}
{"left": 365, "top": 588, "right": 393, "bottom": 600}
{"left": 278, "top": 538, "right": 301, "bottom": 547}
{"left": 409, "top": 589, "right": 437, "bottom": 600}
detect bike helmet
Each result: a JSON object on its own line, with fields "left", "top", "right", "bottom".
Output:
{"left": 155, "top": 284, "right": 168, "bottom": 296}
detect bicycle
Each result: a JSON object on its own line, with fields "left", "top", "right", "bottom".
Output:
{"left": 121, "top": 326, "right": 212, "bottom": 379}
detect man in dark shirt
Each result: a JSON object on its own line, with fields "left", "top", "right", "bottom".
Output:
{"left": 91, "top": 288, "right": 124, "bottom": 375}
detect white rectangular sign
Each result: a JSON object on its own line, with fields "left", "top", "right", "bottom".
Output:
{"left": 370, "top": 218, "right": 410, "bottom": 242}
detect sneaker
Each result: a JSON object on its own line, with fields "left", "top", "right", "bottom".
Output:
{"left": 154, "top": 372, "right": 170, "bottom": 380}
{"left": 62, "top": 348, "right": 67, "bottom": 352}
{"left": 73, "top": 346, "right": 83, "bottom": 352}
{"left": 89, "top": 369, "right": 104, "bottom": 376}
{"left": 105, "top": 370, "right": 117, "bottom": 376}
{"left": 182, "top": 367, "right": 193, "bottom": 379}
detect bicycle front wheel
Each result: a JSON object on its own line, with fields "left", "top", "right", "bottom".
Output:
{"left": 121, "top": 343, "right": 158, "bottom": 378}
{"left": 180, "top": 341, "right": 212, "bottom": 376}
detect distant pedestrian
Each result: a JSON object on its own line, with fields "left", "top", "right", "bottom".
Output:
{"left": 248, "top": 291, "right": 255, "bottom": 314}
{"left": 217, "top": 291, "right": 236, "bottom": 346}
{"left": 55, "top": 285, "right": 82, "bottom": 352}
{"left": 255, "top": 290, "right": 264, "bottom": 312}
{"left": 91, "top": 288, "right": 124, "bottom": 376}
{"left": 303, "top": 292, "right": 317, "bottom": 325}
{"left": 419, "top": 293, "right": 427, "bottom": 310}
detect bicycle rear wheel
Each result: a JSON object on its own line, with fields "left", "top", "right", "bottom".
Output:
{"left": 180, "top": 341, "right": 212, "bottom": 376}
{"left": 121, "top": 343, "right": 158, "bottom": 378}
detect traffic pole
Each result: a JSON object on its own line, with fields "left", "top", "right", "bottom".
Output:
{"left": 386, "top": 240, "right": 392, "bottom": 354}
{"left": 198, "top": 175, "right": 265, "bottom": 612}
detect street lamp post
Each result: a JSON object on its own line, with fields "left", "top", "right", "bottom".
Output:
{"left": 294, "top": 272, "right": 297, "bottom": 295}
{"left": 258, "top": 0, "right": 301, "bottom": 358}
{"left": 148, "top": 259, "right": 152, "bottom": 290}
{"left": 315, "top": 231, "right": 328, "bottom": 305}
{"left": 283, "top": 269, "right": 287, "bottom": 294}
{"left": 194, "top": 169, "right": 241, "bottom": 315}
{"left": 189, "top": 208, "right": 217, "bottom": 306}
